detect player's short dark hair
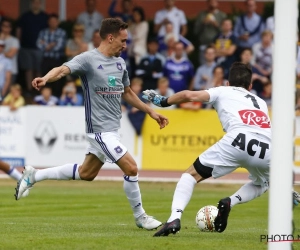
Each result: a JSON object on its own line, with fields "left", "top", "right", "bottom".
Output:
{"left": 228, "top": 62, "right": 252, "bottom": 89}
{"left": 99, "top": 18, "right": 128, "bottom": 39}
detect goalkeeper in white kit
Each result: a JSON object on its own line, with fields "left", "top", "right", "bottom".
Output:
{"left": 143, "top": 62, "right": 300, "bottom": 236}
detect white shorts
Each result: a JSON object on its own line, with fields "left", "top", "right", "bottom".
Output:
{"left": 199, "top": 131, "right": 271, "bottom": 187}
{"left": 86, "top": 131, "right": 127, "bottom": 163}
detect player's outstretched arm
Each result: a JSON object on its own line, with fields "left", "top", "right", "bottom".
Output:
{"left": 168, "top": 90, "right": 210, "bottom": 104}
{"left": 123, "top": 86, "right": 169, "bottom": 129}
{"left": 143, "top": 89, "right": 210, "bottom": 107}
{"left": 32, "top": 65, "right": 71, "bottom": 91}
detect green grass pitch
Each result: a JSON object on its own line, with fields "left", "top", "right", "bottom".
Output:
{"left": 0, "top": 179, "right": 300, "bottom": 250}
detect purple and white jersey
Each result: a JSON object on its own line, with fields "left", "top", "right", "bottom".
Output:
{"left": 163, "top": 57, "right": 194, "bottom": 93}
{"left": 64, "top": 49, "right": 130, "bottom": 133}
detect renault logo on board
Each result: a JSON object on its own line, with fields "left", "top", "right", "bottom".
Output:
{"left": 34, "top": 121, "right": 57, "bottom": 153}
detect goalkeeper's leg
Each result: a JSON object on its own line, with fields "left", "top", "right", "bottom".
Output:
{"left": 229, "top": 182, "right": 269, "bottom": 207}
{"left": 154, "top": 159, "right": 211, "bottom": 236}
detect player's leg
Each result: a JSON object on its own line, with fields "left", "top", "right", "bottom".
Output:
{"left": 34, "top": 153, "right": 103, "bottom": 182}
{"left": 15, "top": 132, "right": 110, "bottom": 200}
{"left": 215, "top": 133, "right": 271, "bottom": 232}
{"left": 15, "top": 154, "right": 103, "bottom": 200}
{"left": 154, "top": 158, "right": 211, "bottom": 237}
{"left": 214, "top": 179, "right": 269, "bottom": 233}
{"left": 228, "top": 178, "right": 300, "bottom": 207}
{"left": 116, "top": 151, "right": 162, "bottom": 230}
{"left": 0, "top": 161, "right": 22, "bottom": 181}
{"left": 228, "top": 148, "right": 270, "bottom": 208}
{"left": 154, "top": 133, "right": 241, "bottom": 237}
{"left": 229, "top": 181, "right": 269, "bottom": 208}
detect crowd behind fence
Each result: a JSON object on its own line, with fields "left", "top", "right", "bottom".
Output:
{"left": 1, "top": 0, "right": 300, "bottom": 131}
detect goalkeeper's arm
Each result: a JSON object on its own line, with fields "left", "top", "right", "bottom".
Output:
{"left": 164, "top": 90, "right": 210, "bottom": 106}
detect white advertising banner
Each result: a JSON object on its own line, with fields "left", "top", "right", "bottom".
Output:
{"left": 1, "top": 105, "right": 300, "bottom": 173}
{"left": 25, "top": 106, "right": 140, "bottom": 169}
{"left": 0, "top": 107, "right": 26, "bottom": 167}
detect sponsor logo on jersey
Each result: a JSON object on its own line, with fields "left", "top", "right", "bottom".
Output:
{"left": 97, "top": 65, "right": 103, "bottom": 69}
{"left": 94, "top": 86, "right": 123, "bottom": 98}
{"left": 238, "top": 109, "right": 271, "bottom": 128}
{"left": 108, "top": 75, "right": 116, "bottom": 87}
{"left": 116, "top": 62, "right": 122, "bottom": 71}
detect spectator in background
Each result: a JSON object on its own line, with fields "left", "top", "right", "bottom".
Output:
{"left": 108, "top": 0, "right": 133, "bottom": 23}
{"left": 163, "top": 42, "right": 194, "bottom": 93}
{"left": 193, "top": 46, "right": 216, "bottom": 91}
{"left": 252, "top": 30, "right": 273, "bottom": 78}
{"left": 77, "top": 0, "right": 103, "bottom": 42}
{"left": 0, "top": 19, "right": 20, "bottom": 84}
{"left": 2, "top": 84, "right": 25, "bottom": 111}
{"left": 240, "top": 48, "right": 268, "bottom": 95}
{"left": 155, "top": 77, "right": 175, "bottom": 98}
{"left": 65, "top": 24, "right": 88, "bottom": 61}
{"left": 122, "top": 77, "right": 147, "bottom": 135}
{"left": 120, "top": 27, "right": 133, "bottom": 76}
{"left": 0, "top": 40, "right": 12, "bottom": 97}
{"left": 201, "top": 66, "right": 226, "bottom": 109}
{"left": 296, "top": 89, "right": 300, "bottom": 115}
{"left": 212, "top": 18, "right": 237, "bottom": 78}
{"left": 297, "top": 38, "right": 300, "bottom": 84}
{"left": 234, "top": 0, "right": 265, "bottom": 55}
{"left": 17, "top": 0, "right": 48, "bottom": 93}
{"left": 150, "top": 77, "right": 175, "bottom": 110}
{"left": 59, "top": 80, "right": 83, "bottom": 106}
{"left": 206, "top": 65, "right": 227, "bottom": 89}
{"left": 128, "top": 7, "right": 148, "bottom": 65}
{"left": 154, "top": 0, "right": 187, "bottom": 37}
{"left": 135, "top": 38, "right": 164, "bottom": 91}
{"left": 34, "top": 86, "right": 58, "bottom": 106}
{"left": 0, "top": 5, "right": 3, "bottom": 23}
{"left": 158, "top": 21, "right": 194, "bottom": 56}
{"left": 194, "top": 0, "right": 226, "bottom": 65}
{"left": 258, "top": 80, "right": 272, "bottom": 108}
{"left": 88, "top": 30, "right": 101, "bottom": 50}
{"left": 266, "top": 16, "right": 274, "bottom": 33}
{"left": 37, "top": 14, "right": 66, "bottom": 96}
{"left": 163, "top": 32, "right": 177, "bottom": 58}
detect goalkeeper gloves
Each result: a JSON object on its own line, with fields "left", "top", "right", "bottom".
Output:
{"left": 142, "top": 90, "right": 171, "bottom": 107}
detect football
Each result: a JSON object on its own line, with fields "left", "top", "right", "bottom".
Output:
{"left": 195, "top": 205, "right": 219, "bottom": 232}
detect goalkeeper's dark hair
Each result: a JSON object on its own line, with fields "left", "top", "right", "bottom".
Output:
{"left": 228, "top": 62, "right": 252, "bottom": 90}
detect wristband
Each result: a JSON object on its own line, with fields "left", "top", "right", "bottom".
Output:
{"left": 160, "top": 97, "right": 171, "bottom": 107}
